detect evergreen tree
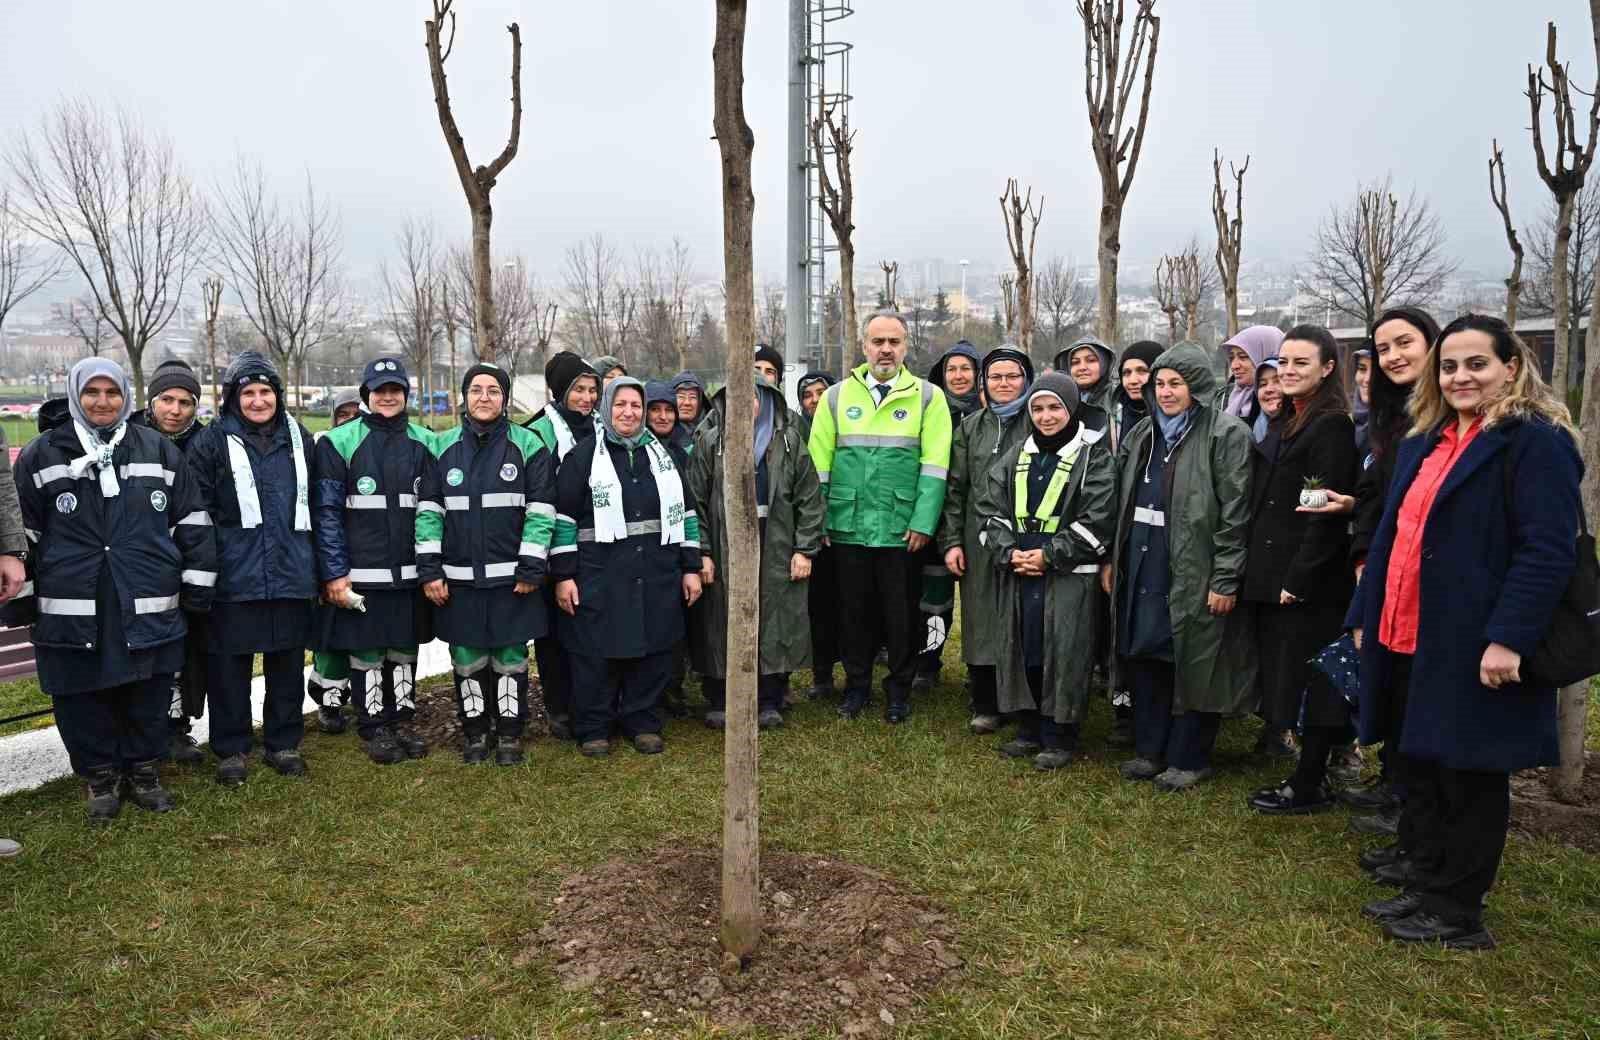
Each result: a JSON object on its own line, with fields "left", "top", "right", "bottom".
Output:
{"left": 933, "top": 289, "right": 952, "bottom": 324}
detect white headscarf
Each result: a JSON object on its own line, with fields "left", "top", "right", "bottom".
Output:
{"left": 66, "top": 357, "right": 134, "bottom": 497}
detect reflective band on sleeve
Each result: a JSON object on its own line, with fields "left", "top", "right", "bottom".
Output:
{"left": 757, "top": 505, "right": 770, "bottom": 519}
{"left": 1071, "top": 563, "right": 1101, "bottom": 575}
{"left": 920, "top": 464, "right": 947, "bottom": 478}
{"left": 118, "top": 463, "right": 176, "bottom": 484}
{"left": 526, "top": 501, "right": 557, "bottom": 518}
{"left": 345, "top": 495, "right": 387, "bottom": 510}
{"left": 399, "top": 564, "right": 418, "bottom": 580}
{"left": 415, "top": 540, "right": 441, "bottom": 554}
{"left": 550, "top": 543, "right": 577, "bottom": 556}
{"left": 39, "top": 597, "right": 96, "bottom": 616}
{"left": 1069, "top": 521, "right": 1105, "bottom": 554}
{"left": 481, "top": 493, "right": 526, "bottom": 508}
{"left": 519, "top": 542, "right": 549, "bottom": 559}
{"left": 816, "top": 471, "right": 829, "bottom": 484}
{"left": 15, "top": 581, "right": 31, "bottom": 597}
{"left": 177, "top": 511, "right": 211, "bottom": 526}
{"left": 396, "top": 494, "right": 417, "bottom": 508}
{"left": 1133, "top": 506, "right": 1166, "bottom": 528}
{"left": 348, "top": 568, "right": 394, "bottom": 583}
{"left": 180, "top": 569, "right": 218, "bottom": 587}
{"left": 134, "top": 595, "right": 179, "bottom": 614}
{"left": 417, "top": 500, "right": 444, "bottom": 515}
{"left": 483, "top": 561, "right": 519, "bottom": 578}
{"left": 445, "top": 497, "right": 470, "bottom": 511}
{"left": 442, "top": 564, "right": 475, "bottom": 580}
{"left": 23, "top": 528, "right": 38, "bottom": 543}
{"left": 32, "top": 464, "right": 75, "bottom": 487}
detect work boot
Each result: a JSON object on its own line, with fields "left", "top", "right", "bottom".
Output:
{"left": 757, "top": 709, "right": 784, "bottom": 730}
{"left": 1383, "top": 911, "right": 1496, "bottom": 951}
{"left": 84, "top": 767, "right": 122, "bottom": 824}
{"left": 580, "top": 739, "right": 611, "bottom": 758}
{"left": 1339, "top": 781, "right": 1401, "bottom": 812}
{"left": 461, "top": 733, "right": 490, "bottom": 764}
{"left": 998, "top": 738, "right": 1043, "bottom": 759}
{"left": 1358, "top": 843, "right": 1405, "bottom": 873}
{"left": 214, "top": 753, "right": 248, "bottom": 787}
{"left": 837, "top": 690, "right": 867, "bottom": 720}
{"left": 362, "top": 728, "right": 406, "bottom": 766}
{"left": 1371, "top": 859, "right": 1421, "bottom": 889}
{"left": 1361, "top": 891, "right": 1424, "bottom": 923}
{"left": 1349, "top": 806, "right": 1401, "bottom": 836}
{"left": 125, "top": 761, "right": 176, "bottom": 813}
{"left": 317, "top": 706, "right": 349, "bottom": 735}
{"left": 704, "top": 710, "right": 727, "bottom": 730}
{"left": 262, "top": 748, "right": 309, "bottom": 777}
{"left": 1154, "top": 767, "right": 1215, "bottom": 792}
{"left": 495, "top": 732, "right": 525, "bottom": 766}
{"left": 632, "top": 733, "right": 665, "bottom": 755}
{"left": 169, "top": 731, "right": 204, "bottom": 764}
{"left": 1118, "top": 757, "right": 1164, "bottom": 781}
{"left": 392, "top": 723, "right": 429, "bottom": 760}
{"left": 884, "top": 699, "right": 911, "bottom": 724}
{"left": 1033, "top": 749, "right": 1075, "bottom": 771}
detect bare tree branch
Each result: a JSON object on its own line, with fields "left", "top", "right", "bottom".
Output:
{"left": 812, "top": 94, "right": 856, "bottom": 374}
{"left": 0, "top": 188, "right": 65, "bottom": 339}
{"left": 1211, "top": 148, "right": 1248, "bottom": 337}
{"left": 999, "top": 178, "right": 1044, "bottom": 352}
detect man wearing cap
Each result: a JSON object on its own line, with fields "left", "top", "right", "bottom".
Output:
{"left": 310, "top": 357, "right": 436, "bottom": 764}
{"left": 807, "top": 310, "right": 953, "bottom": 723}
{"left": 131, "top": 358, "right": 211, "bottom": 764}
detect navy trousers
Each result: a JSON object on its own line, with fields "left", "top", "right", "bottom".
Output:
{"left": 209, "top": 648, "right": 306, "bottom": 757}
{"left": 1126, "top": 656, "right": 1221, "bottom": 771}
{"left": 52, "top": 676, "right": 170, "bottom": 776}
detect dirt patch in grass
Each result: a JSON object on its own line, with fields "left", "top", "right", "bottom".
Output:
{"left": 407, "top": 671, "right": 549, "bottom": 750}
{"left": 1511, "top": 751, "right": 1600, "bottom": 853}
{"left": 521, "top": 847, "right": 961, "bottom": 1037}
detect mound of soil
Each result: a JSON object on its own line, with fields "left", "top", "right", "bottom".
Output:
{"left": 408, "top": 671, "right": 549, "bottom": 749}
{"left": 519, "top": 848, "right": 961, "bottom": 1037}
{"left": 1511, "top": 751, "right": 1600, "bottom": 854}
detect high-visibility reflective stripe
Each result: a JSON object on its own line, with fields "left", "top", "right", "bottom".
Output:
{"left": 1071, "top": 563, "right": 1100, "bottom": 575}
{"left": 682, "top": 539, "right": 700, "bottom": 550}
{"left": 399, "top": 564, "right": 418, "bottom": 580}
{"left": 757, "top": 504, "right": 770, "bottom": 519}
{"left": 417, "top": 500, "right": 444, "bottom": 515}
{"left": 484, "top": 561, "right": 518, "bottom": 578}
{"left": 445, "top": 496, "right": 470, "bottom": 511}
{"left": 526, "top": 501, "right": 556, "bottom": 518}
{"left": 134, "top": 595, "right": 179, "bottom": 614}
{"left": 39, "top": 597, "right": 96, "bottom": 616}
{"left": 345, "top": 495, "right": 387, "bottom": 509}
{"left": 442, "top": 564, "right": 475, "bottom": 580}
{"left": 555, "top": 512, "right": 576, "bottom": 526}
{"left": 577, "top": 519, "right": 662, "bottom": 541}
{"left": 1133, "top": 506, "right": 1165, "bottom": 528}
{"left": 348, "top": 568, "right": 394, "bottom": 583}
{"left": 816, "top": 470, "right": 830, "bottom": 484}
{"left": 32, "top": 465, "right": 75, "bottom": 487}
{"left": 177, "top": 511, "right": 211, "bottom": 526}
{"left": 23, "top": 528, "right": 39, "bottom": 543}
{"left": 415, "top": 540, "right": 442, "bottom": 554}
{"left": 481, "top": 493, "right": 526, "bottom": 508}
{"left": 181, "top": 569, "right": 217, "bottom": 587}
{"left": 920, "top": 464, "right": 947, "bottom": 478}
{"left": 551, "top": 544, "right": 577, "bottom": 556}
{"left": 1014, "top": 448, "right": 1079, "bottom": 534}
{"left": 15, "top": 581, "right": 32, "bottom": 598}
{"left": 396, "top": 494, "right": 417, "bottom": 508}
{"left": 1070, "top": 521, "right": 1105, "bottom": 554}
{"left": 837, "top": 434, "right": 919, "bottom": 449}
{"left": 118, "top": 463, "right": 176, "bottom": 484}
{"left": 519, "top": 541, "right": 549, "bottom": 559}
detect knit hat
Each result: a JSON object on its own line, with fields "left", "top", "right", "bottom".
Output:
{"left": 754, "top": 344, "right": 784, "bottom": 373}
{"left": 221, "top": 351, "right": 283, "bottom": 416}
{"left": 546, "top": 351, "right": 597, "bottom": 405}
{"left": 1025, "top": 370, "right": 1081, "bottom": 416}
{"left": 331, "top": 387, "right": 362, "bottom": 413}
{"left": 590, "top": 355, "right": 626, "bottom": 378}
{"left": 360, "top": 356, "right": 409, "bottom": 402}
{"left": 462, "top": 361, "right": 511, "bottom": 404}
{"left": 147, "top": 358, "right": 201, "bottom": 402}
{"left": 796, "top": 371, "right": 835, "bottom": 395}
{"left": 1119, "top": 340, "right": 1165, "bottom": 375}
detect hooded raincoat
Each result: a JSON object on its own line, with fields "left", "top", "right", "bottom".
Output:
{"left": 928, "top": 341, "right": 984, "bottom": 422}
{"left": 1106, "top": 342, "right": 1258, "bottom": 716}
{"left": 1054, "top": 337, "right": 1118, "bottom": 410}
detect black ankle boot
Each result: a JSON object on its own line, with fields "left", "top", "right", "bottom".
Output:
{"left": 125, "top": 761, "right": 176, "bottom": 813}
{"left": 84, "top": 767, "right": 122, "bottom": 824}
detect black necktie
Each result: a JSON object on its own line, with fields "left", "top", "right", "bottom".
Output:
{"left": 874, "top": 383, "right": 890, "bottom": 403}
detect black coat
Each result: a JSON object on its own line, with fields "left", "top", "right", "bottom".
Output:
{"left": 1351, "top": 436, "right": 1399, "bottom": 567}
{"left": 1242, "top": 410, "right": 1357, "bottom": 605}
{"left": 1346, "top": 418, "right": 1581, "bottom": 772}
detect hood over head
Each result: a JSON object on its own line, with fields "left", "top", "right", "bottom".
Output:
{"left": 1149, "top": 341, "right": 1219, "bottom": 401}
{"left": 643, "top": 379, "right": 677, "bottom": 409}
{"left": 928, "top": 340, "right": 982, "bottom": 390}
{"left": 590, "top": 355, "right": 626, "bottom": 378}
{"left": 1053, "top": 336, "right": 1116, "bottom": 394}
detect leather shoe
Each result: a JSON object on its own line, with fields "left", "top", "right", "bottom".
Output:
{"left": 1348, "top": 806, "right": 1400, "bottom": 836}
{"left": 1338, "top": 780, "right": 1399, "bottom": 812}
{"left": 632, "top": 733, "right": 665, "bottom": 755}
{"left": 1370, "top": 859, "right": 1420, "bottom": 889}
{"left": 1248, "top": 779, "right": 1335, "bottom": 815}
{"left": 579, "top": 739, "right": 611, "bottom": 758}
{"left": 169, "top": 732, "right": 205, "bottom": 764}
{"left": 1358, "top": 843, "right": 1405, "bottom": 873}
{"left": 884, "top": 701, "right": 911, "bottom": 724}
{"left": 1118, "top": 757, "right": 1164, "bottom": 781}
{"left": 998, "top": 738, "right": 1043, "bottom": 759}
{"left": 1383, "top": 910, "right": 1496, "bottom": 950}
{"left": 214, "top": 753, "right": 248, "bottom": 787}
{"left": 262, "top": 748, "right": 308, "bottom": 777}
{"left": 1361, "top": 891, "right": 1423, "bottom": 922}
{"left": 837, "top": 691, "right": 868, "bottom": 719}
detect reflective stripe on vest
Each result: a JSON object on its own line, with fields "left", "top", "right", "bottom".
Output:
{"left": 1013, "top": 448, "right": 1080, "bottom": 534}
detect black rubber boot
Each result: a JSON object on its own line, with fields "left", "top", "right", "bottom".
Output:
{"left": 84, "top": 766, "right": 122, "bottom": 825}
{"left": 125, "top": 761, "right": 176, "bottom": 813}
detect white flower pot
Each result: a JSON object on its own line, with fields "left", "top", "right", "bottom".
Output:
{"left": 1299, "top": 488, "right": 1328, "bottom": 509}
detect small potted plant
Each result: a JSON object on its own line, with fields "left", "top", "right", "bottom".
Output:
{"left": 1299, "top": 475, "right": 1329, "bottom": 509}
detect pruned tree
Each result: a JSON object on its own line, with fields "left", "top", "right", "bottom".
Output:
{"left": 1034, "top": 256, "right": 1093, "bottom": 353}
{"left": 1211, "top": 148, "right": 1248, "bottom": 337}
{"left": 812, "top": 95, "right": 856, "bottom": 374}
{"left": 1528, "top": 19, "right": 1600, "bottom": 392}
{"left": 381, "top": 218, "right": 441, "bottom": 427}
{"left": 1151, "top": 255, "right": 1181, "bottom": 343}
{"left": 878, "top": 260, "right": 898, "bottom": 310}
{"left": 0, "top": 188, "right": 64, "bottom": 340}
{"left": 1000, "top": 178, "right": 1044, "bottom": 352}
{"left": 201, "top": 275, "right": 223, "bottom": 406}
{"left": 1304, "top": 177, "right": 1457, "bottom": 332}
{"left": 424, "top": 0, "right": 522, "bottom": 362}
{"left": 1175, "top": 236, "right": 1218, "bottom": 340}
{"left": 561, "top": 233, "right": 638, "bottom": 359}
{"left": 634, "top": 242, "right": 697, "bottom": 375}
{"left": 6, "top": 98, "right": 207, "bottom": 401}
{"left": 55, "top": 297, "right": 112, "bottom": 359}
{"left": 1488, "top": 140, "right": 1525, "bottom": 326}
{"left": 213, "top": 156, "right": 345, "bottom": 407}
{"left": 1078, "top": 0, "right": 1162, "bottom": 343}
{"left": 998, "top": 273, "right": 1017, "bottom": 338}
{"left": 712, "top": 0, "right": 761, "bottom": 964}
{"left": 1524, "top": 177, "right": 1600, "bottom": 349}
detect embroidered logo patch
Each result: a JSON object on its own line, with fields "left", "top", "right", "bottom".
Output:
{"left": 893, "top": 408, "right": 909, "bottom": 421}
{"left": 355, "top": 476, "right": 377, "bottom": 496}
{"left": 149, "top": 490, "right": 168, "bottom": 512}
{"left": 446, "top": 467, "right": 465, "bottom": 487}
{"left": 591, "top": 487, "right": 612, "bottom": 508}
{"left": 845, "top": 405, "right": 863, "bottom": 420}
{"left": 55, "top": 492, "right": 77, "bottom": 515}
{"left": 499, "top": 463, "right": 519, "bottom": 482}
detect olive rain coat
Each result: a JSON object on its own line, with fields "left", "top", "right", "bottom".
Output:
{"left": 686, "top": 383, "right": 826, "bottom": 679}
{"left": 1106, "top": 343, "right": 1257, "bottom": 715}
{"left": 939, "top": 403, "right": 1034, "bottom": 667}
{"left": 977, "top": 421, "right": 1118, "bottom": 725}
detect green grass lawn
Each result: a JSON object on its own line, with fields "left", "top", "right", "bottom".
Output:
{"left": 2, "top": 654, "right": 1598, "bottom": 1039}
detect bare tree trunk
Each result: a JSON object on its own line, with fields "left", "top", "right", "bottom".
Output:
{"left": 1000, "top": 180, "right": 1043, "bottom": 353}
{"left": 202, "top": 276, "right": 222, "bottom": 407}
{"left": 838, "top": 254, "right": 856, "bottom": 375}
{"left": 1554, "top": 194, "right": 1576, "bottom": 391}
{"left": 1095, "top": 192, "right": 1121, "bottom": 343}
{"left": 1489, "top": 140, "right": 1526, "bottom": 326}
{"left": 425, "top": 1, "right": 522, "bottom": 362}
{"left": 1211, "top": 149, "right": 1247, "bottom": 338}
{"left": 712, "top": 0, "right": 761, "bottom": 965}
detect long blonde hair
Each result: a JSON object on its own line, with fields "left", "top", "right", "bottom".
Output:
{"left": 1407, "top": 314, "right": 1577, "bottom": 443}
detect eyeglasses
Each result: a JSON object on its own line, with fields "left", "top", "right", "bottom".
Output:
{"left": 987, "top": 372, "right": 1026, "bottom": 383}
{"left": 467, "top": 387, "right": 504, "bottom": 399}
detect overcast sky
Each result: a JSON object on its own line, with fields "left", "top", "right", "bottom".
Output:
{"left": 4, "top": 0, "right": 1596, "bottom": 293}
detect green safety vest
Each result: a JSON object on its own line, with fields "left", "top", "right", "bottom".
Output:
{"left": 1013, "top": 445, "right": 1080, "bottom": 533}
